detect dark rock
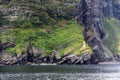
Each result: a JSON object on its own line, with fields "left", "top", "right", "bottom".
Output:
{"left": 0, "top": 52, "right": 18, "bottom": 65}
{"left": 113, "top": 1, "right": 120, "bottom": 20}
{"left": 32, "top": 51, "right": 42, "bottom": 63}
{"left": 77, "top": 0, "right": 108, "bottom": 63}
{"left": 0, "top": 41, "right": 4, "bottom": 53}
{"left": 68, "top": 55, "right": 79, "bottom": 64}
{"left": 26, "top": 46, "right": 34, "bottom": 62}
{"left": 48, "top": 52, "right": 57, "bottom": 63}
{"left": 16, "top": 51, "right": 28, "bottom": 65}
{"left": 74, "top": 56, "right": 84, "bottom": 65}
{"left": 82, "top": 53, "right": 91, "bottom": 64}
{"left": 58, "top": 53, "right": 79, "bottom": 65}
{"left": 0, "top": 41, "right": 15, "bottom": 53}
{"left": 102, "top": 0, "right": 113, "bottom": 18}
{"left": 40, "top": 50, "right": 57, "bottom": 64}
{"left": 57, "top": 52, "right": 72, "bottom": 64}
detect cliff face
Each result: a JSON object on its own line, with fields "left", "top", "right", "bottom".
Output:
{"left": 77, "top": 0, "right": 107, "bottom": 63}
{"left": 0, "top": 0, "right": 120, "bottom": 63}
{"left": 113, "top": 0, "right": 120, "bottom": 20}
{"left": 77, "top": 0, "right": 120, "bottom": 62}
{"left": 102, "top": 0, "right": 113, "bottom": 18}
{"left": 103, "top": 0, "right": 120, "bottom": 20}
{"left": 0, "top": 1, "right": 31, "bottom": 27}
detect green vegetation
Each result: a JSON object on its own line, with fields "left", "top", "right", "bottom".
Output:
{"left": 0, "top": 0, "right": 79, "bottom": 27}
{"left": 104, "top": 18, "right": 120, "bottom": 55}
{"left": 0, "top": 11, "right": 4, "bottom": 26}
{"left": 0, "top": 20, "right": 91, "bottom": 56}
{"left": 0, "top": 0, "right": 92, "bottom": 56}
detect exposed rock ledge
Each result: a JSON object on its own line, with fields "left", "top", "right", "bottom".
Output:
{"left": 0, "top": 47, "right": 93, "bottom": 65}
{"left": 0, "top": 41, "right": 119, "bottom": 65}
{"left": 0, "top": 41, "right": 99, "bottom": 65}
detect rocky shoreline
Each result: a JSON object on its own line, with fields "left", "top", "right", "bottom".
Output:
{"left": 0, "top": 49, "right": 94, "bottom": 65}
{"left": 0, "top": 41, "right": 99, "bottom": 65}
{"left": 0, "top": 41, "right": 120, "bottom": 65}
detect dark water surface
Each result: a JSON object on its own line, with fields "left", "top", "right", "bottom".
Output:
{"left": 0, "top": 64, "right": 120, "bottom": 80}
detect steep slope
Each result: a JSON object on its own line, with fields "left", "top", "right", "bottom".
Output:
{"left": 104, "top": 18, "right": 120, "bottom": 56}
{"left": 0, "top": 20, "right": 91, "bottom": 56}
{"left": 77, "top": 0, "right": 107, "bottom": 63}
{"left": 0, "top": 0, "right": 94, "bottom": 65}
{"left": 113, "top": 0, "right": 120, "bottom": 20}
{"left": 0, "top": 0, "right": 120, "bottom": 64}
{"left": 77, "top": 0, "right": 120, "bottom": 62}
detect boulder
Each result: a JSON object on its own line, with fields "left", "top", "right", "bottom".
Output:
{"left": 17, "top": 51, "right": 28, "bottom": 65}
{"left": 74, "top": 56, "right": 84, "bottom": 65}
{"left": 0, "top": 41, "right": 15, "bottom": 53}
{"left": 33, "top": 49, "right": 45, "bottom": 63}
{"left": 26, "top": 46, "right": 34, "bottom": 62}
{"left": 57, "top": 52, "right": 72, "bottom": 64}
{"left": 48, "top": 51, "right": 57, "bottom": 63}
{"left": 82, "top": 53, "right": 92, "bottom": 64}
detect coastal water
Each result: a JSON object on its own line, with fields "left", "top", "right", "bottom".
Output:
{"left": 0, "top": 64, "right": 120, "bottom": 80}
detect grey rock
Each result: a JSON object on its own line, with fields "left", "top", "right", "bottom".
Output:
{"left": 77, "top": 0, "right": 108, "bottom": 63}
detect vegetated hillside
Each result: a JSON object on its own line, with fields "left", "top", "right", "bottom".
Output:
{"left": 104, "top": 18, "right": 120, "bottom": 56}
{"left": 0, "top": 0, "right": 79, "bottom": 27}
{"left": 0, "top": 19, "right": 91, "bottom": 56}
{"left": 0, "top": 0, "right": 120, "bottom": 60}
{"left": 0, "top": 0, "right": 92, "bottom": 56}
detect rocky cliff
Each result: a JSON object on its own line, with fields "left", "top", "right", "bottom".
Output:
{"left": 77, "top": 0, "right": 120, "bottom": 63}
{"left": 113, "top": 0, "right": 120, "bottom": 20}
{"left": 0, "top": 0, "right": 120, "bottom": 65}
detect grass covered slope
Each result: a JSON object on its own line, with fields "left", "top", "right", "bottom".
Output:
{"left": 0, "top": 20, "right": 91, "bottom": 56}
{"left": 104, "top": 18, "right": 120, "bottom": 55}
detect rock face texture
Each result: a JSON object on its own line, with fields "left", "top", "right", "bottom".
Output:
{"left": 0, "top": 0, "right": 120, "bottom": 65}
{"left": 77, "top": 0, "right": 107, "bottom": 63}
{"left": 0, "top": 45, "right": 92, "bottom": 65}
{"left": 113, "top": 0, "right": 120, "bottom": 20}
{"left": 102, "top": 0, "right": 113, "bottom": 18}
{"left": 77, "top": 0, "right": 120, "bottom": 62}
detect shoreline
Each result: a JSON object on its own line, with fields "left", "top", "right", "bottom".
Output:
{"left": 99, "top": 61, "right": 120, "bottom": 64}
{"left": 0, "top": 61, "right": 120, "bottom": 66}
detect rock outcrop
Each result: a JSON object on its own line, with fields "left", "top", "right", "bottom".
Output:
{"left": 0, "top": 41, "right": 15, "bottom": 53}
{"left": 77, "top": 0, "right": 107, "bottom": 63}
{"left": 0, "top": 0, "right": 120, "bottom": 65}
{"left": 102, "top": 0, "right": 113, "bottom": 18}
{"left": 113, "top": 0, "right": 120, "bottom": 20}
{"left": 77, "top": 0, "right": 120, "bottom": 63}
{"left": 0, "top": 45, "right": 92, "bottom": 65}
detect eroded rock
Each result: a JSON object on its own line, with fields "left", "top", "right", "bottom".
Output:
{"left": 77, "top": 0, "right": 107, "bottom": 62}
